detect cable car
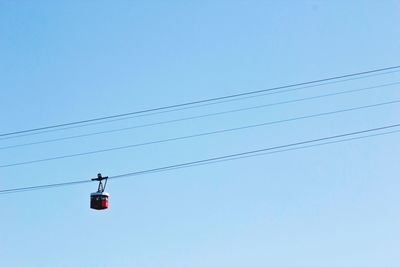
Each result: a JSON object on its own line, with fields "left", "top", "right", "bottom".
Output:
{"left": 90, "top": 173, "right": 109, "bottom": 210}
{"left": 90, "top": 192, "right": 109, "bottom": 210}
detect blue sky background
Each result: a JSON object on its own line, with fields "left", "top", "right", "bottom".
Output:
{"left": 1, "top": 1, "right": 400, "bottom": 266}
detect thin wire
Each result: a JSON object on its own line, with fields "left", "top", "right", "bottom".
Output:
{"left": 1, "top": 100, "right": 398, "bottom": 168}
{"left": 1, "top": 81, "right": 399, "bottom": 150}
{"left": 0, "top": 180, "right": 91, "bottom": 194}
{"left": 5, "top": 68, "right": 397, "bottom": 139}
{"left": 109, "top": 123, "right": 400, "bottom": 179}
{"left": 1, "top": 124, "right": 399, "bottom": 195}
{"left": 2, "top": 65, "right": 400, "bottom": 138}
{"left": 61, "top": 68, "right": 400, "bottom": 127}
{"left": 151, "top": 129, "right": 400, "bottom": 172}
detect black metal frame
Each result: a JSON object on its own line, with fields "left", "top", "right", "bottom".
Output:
{"left": 91, "top": 173, "right": 108, "bottom": 193}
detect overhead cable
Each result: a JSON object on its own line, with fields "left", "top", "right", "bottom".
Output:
{"left": 2, "top": 65, "right": 400, "bottom": 138}
{"left": 6, "top": 68, "right": 398, "bottom": 140}
{"left": 1, "top": 100, "right": 399, "bottom": 168}
{"left": 1, "top": 81, "right": 399, "bottom": 149}
{"left": 1, "top": 123, "right": 399, "bottom": 195}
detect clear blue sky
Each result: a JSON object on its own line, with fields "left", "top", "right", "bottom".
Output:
{"left": 1, "top": 1, "right": 400, "bottom": 266}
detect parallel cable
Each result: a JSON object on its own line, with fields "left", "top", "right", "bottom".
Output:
{"left": 1, "top": 100, "right": 399, "bottom": 168}
{"left": 110, "top": 125, "right": 400, "bottom": 180}
{"left": 4, "top": 68, "right": 398, "bottom": 141}
{"left": 2, "top": 65, "right": 400, "bottom": 138}
{"left": 1, "top": 123, "right": 399, "bottom": 195}
{"left": 0, "top": 180, "right": 92, "bottom": 194}
{"left": 1, "top": 81, "right": 399, "bottom": 150}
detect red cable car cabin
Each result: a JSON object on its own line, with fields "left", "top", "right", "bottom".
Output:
{"left": 90, "top": 192, "right": 109, "bottom": 210}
